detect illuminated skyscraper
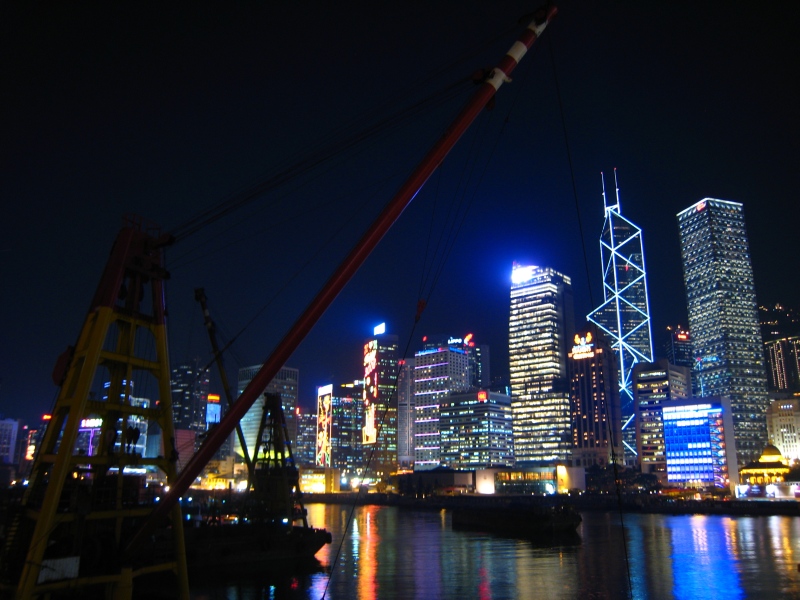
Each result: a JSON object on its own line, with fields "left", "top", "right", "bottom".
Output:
{"left": 764, "top": 337, "right": 800, "bottom": 391}
{"left": 632, "top": 359, "right": 691, "bottom": 483}
{"left": 362, "top": 324, "right": 399, "bottom": 480}
{"left": 332, "top": 384, "right": 363, "bottom": 478}
{"left": 677, "top": 198, "right": 769, "bottom": 465}
{"left": 170, "top": 360, "right": 210, "bottom": 435}
{"left": 509, "top": 264, "right": 574, "bottom": 465}
{"left": 413, "top": 343, "right": 470, "bottom": 470}
{"left": 588, "top": 171, "right": 653, "bottom": 461}
{"left": 440, "top": 390, "right": 514, "bottom": 469}
{"left": 568, "top": 330, "right": 622, "bottom": 468}
{"left": 396, "top": 358, "right": 415, "bottom": 471}
{"left": 235, "top": 366, "right": 299, "bottom": 462}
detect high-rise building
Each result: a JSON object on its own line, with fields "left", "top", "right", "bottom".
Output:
{"left": 439, "top": 390, "right": 514, "bottom": 469}
{"left": 294, "top": 407, "right": 317, "bottom": 467}
{"left": 509, "top": 263, "right": 574, "bottom": 465}
{"left": 766, "top": 398, "right": 800, "bottom": 463}
{"left": 662, "top": 397, "right": 737, "bottom": 488}
{"left": 664, "top": 326, "right": 693, "bottom": 370}
{"left": 764, "top": 337, "right": 800, "bottom": 391}
{"left": 0, "top": 418, "right": 20, "bottom": 466}
{"left": 235, "top": 366, "right": 299, "bottom": 463}
{"left": 170, "top": 360, "right": 210, "bottom": 434}
{"left": 332, "top": 383, "right": 363, "bottom": 479}
{"left": 568, "top": 329, "right": 622, "bottom": 468}
{"left": 632, "top": 359, "right": 691, "bottom": 482}
{"left": 588, "top": 171, "right": 653, "bottom": 462}
{"left": 413, "top": 343, "right": 470, "bottom": 470}
{"left": 677, "top": 198, "right": 769, "bottom": 465}
{"left": 362, "top": 324, "right": 399, "bottom": 480}
{"left": 396, "top": 358, "right": 415, "bottom": 471}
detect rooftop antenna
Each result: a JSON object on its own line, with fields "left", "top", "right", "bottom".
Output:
{"left": 613, "top": 167, "right": 621, "bottom": 213}
{"left": 601, "top": 171, "right": 608, "bottom": 210}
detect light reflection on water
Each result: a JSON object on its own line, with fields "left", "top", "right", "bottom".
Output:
{"left": 189, "top": 504, "right": 800, "bottom": 600}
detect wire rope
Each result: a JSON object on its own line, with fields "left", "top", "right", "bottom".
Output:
{"left": 547, "top": 30, "right": 634, "bottom": 600}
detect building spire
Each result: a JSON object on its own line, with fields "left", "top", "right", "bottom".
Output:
{"left": 601, "top": 171, "right": 608, "bottom": 210}
{"left": 614, "top": 167, "right": 621, "bottom": 213}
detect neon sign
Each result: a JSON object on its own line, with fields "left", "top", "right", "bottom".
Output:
{"left": 316, "top": 384, "right": 333, "bottom": 467}
{"left": 572, "top": 332, "right": 595, "bottom": 359}
{"left": 477, "top": 390, "right": 488, "bottom": 401}
{"left": 363, "top": 340, "right": 379, "bottom": 444}
{"left": 207, "top": 394, "right": 220, "bottom": 403}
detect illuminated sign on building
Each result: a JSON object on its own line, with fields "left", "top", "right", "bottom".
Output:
{"left": 374, "top": 322, "right": 386, "bottom": 336}
{"left": 80, "top": 418, "right": 103, "bottom": 429}
{"left": 207, "top": 394, "right": 220, "bottom": 403}
{"left": 477, "top": 390, "right": 488, "bottom": 401}
{"left": 363, "top": 340, "right": 378, "bottom": 444}
{"left": 316, "top": 384, "right": 333, "bottom": 467}
{"left": 571, "top": 332, "right": 595, "bottom": 359}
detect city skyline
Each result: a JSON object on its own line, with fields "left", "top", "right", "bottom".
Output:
{"left": 3, "top": 3, "right": 799, "bottom": 426}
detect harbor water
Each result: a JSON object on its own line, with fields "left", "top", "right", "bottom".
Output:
{"left": 190, "top": 503, "right": 800, "bottom": 600}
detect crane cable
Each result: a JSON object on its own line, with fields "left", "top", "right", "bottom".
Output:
{"left": 166, "top": 23, "right": 519, "bottom": 246}
{"left": 546, "top": 30, "right": 634, "bottom": 600}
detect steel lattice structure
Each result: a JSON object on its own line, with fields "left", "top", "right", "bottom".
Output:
{"left": 588, "top": 171, "right": 653, "bottom": 457}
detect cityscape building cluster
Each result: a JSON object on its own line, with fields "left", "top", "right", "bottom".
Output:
{"left": 2, "top": 192, "right": 791, "bottom": 498}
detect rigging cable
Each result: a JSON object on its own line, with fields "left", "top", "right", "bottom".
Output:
{"left": 546, "top": 30, "right": 634, "bottom": 600}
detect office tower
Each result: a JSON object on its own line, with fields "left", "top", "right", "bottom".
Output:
{"left": 470, "top": 344, "right": 491, "bottom": 388}
{"left": 759, "top": 302, "right": 800, "bottom": 342}
{"left": 294, "top": 407, "right": 317, "bottom": 467}
{"left": 662, "top": 397, "right": 737, "bottom": 488}
{"left": 677, "top": 198, "right": 769, "bottom": 465}
{"left": 235, "top": 366, "right": 299, "bottom": 462}
{"left": 439, "top": 390, "right": 514, "bottom": 469}
{"left": 413, "top": 343, "right": 471, "bottom": 470}
{"left": 170, "top": 360, "right": 210, "bottom": 433}
{"left": 362, "top": 324, "right": 399, "bottom": 479}
{"left": 766, "top": 398, "right": 800, "bottom": 462}
{"left": 315, "top": 384, "right": 333, "bottom": 467}
{"left": 664, "top": 326, "right": 693, "bottom": 370}
{"left": 509, "top": 263, "right": 575, "bottom": 465}
{"left": 568, "top": 330, "right": 622, "bottom": 468}
{"left": 632, "top": 359, "right": 691, "bottom": 482}
{"left": 332, "top": 382, "right": 364, "bottom": 478}
{"left": 396, "top": 358, "right": 415, "bottom": 471}
{"left": 588, "top": 172, "right": 653, "bottom": 462}
{"left": 0, "top": 418, "right": 20, "bottom": 465}
{"left": 764, "top": 337, "right": 800, "bottom": 391}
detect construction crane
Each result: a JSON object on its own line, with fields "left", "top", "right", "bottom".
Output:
{"left": 0, "top": 6, "right": 557, "bottom": 598}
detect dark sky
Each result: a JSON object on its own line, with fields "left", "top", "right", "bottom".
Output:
{"left": 3, "top": 2, "right": 799, "bottom": 425}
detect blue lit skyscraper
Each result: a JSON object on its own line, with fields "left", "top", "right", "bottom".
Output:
{"left": 677, "top": 198, "right": 768, "bottom": 466}
{"left": 588, "top": 171, "right": 653, "bottom": 461}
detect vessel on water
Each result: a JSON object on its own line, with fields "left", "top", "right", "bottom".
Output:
{"left": 0, "top": 6, "right": 557, "bottom": 598}
{"left": 449, "top": 497, "right": 582, "bottom": 537}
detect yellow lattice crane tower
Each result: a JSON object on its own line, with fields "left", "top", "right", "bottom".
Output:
{"left": 0, "top": 217, "right": 189, "bottom": 599}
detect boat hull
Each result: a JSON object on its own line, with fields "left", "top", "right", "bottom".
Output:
{"left": 183, "top": 523, "right": 332, "bottom": 570}
{"left": 451, "top": 504, "right": 581, "bottom": 537}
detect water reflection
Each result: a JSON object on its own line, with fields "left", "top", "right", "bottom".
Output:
{"left": 190, "top": 505, "right": 800, "bottom": 599}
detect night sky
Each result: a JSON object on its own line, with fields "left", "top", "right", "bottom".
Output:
{"left": 3, "top": 2, "right": 799, "bottom": 425}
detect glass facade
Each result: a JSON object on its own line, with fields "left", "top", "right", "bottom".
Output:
{"left": 677, "top": 198, "right": 769, "bottom": 466}
{"left": 236, "top": 365, "right": 299, "bottom": 462}
{"left": 509, "top": 264, "right": 574, "bottom": 465}
{"left": 439, "top": 390, "right": 514, "bottom": 469}
{"left": 632, "top": 360, "right": 691, "bottom": 482}
{"left": 362, "top": 334, "right": 399, "bottom": 478}
{"left": 413, "top": 346, "right": 470, "bottom": 470}
{"left": 663, "top": 401, "right": 730, "bottom": 488}
{"left": 588, "top": 173, "right": 653, "bottom": 461}
{"left": 568, "top": 333, "right": 622, "bottom": 468}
